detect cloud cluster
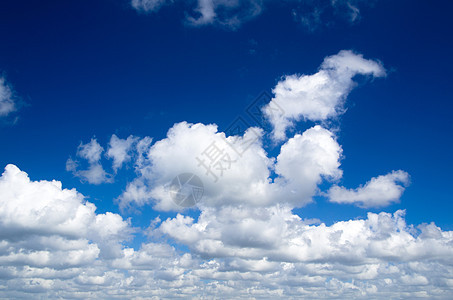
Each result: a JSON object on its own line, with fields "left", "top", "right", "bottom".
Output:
{"left": 62, "top": 51, "right": 404, "bottom": 216}
{"left": 132, "top": 0, "right": 262, "bottom": 29}
{"left": 292, "top": 0, "right": 375, "bottom": 31}
{"left": 66, "top": 135, "right": 147, "bottom": 184}
{"left": 156, "top": 206, "right": 453, "bottom": 298}
{"left": 0, "top": 164, "right": 199, "bottom": 297}
{"left": 0, "top": 164, "right": 127, "bottom": 276}
{"left": 21, "top": 50, "right": 450, "bottom": 298}
{"left": 117, "top": 122, "right": 343, "bottom": 211}
{"left": 66, "top": 138, "right": 113, "bottom": 184}
{"left": 1, "top": 165, "right": 453, "bottom": 298}
{"left": 130, "top": 0, "right": 374, "bottom": 30}
{"left": 113, "top": 51, "right": 391, "bottom": 213}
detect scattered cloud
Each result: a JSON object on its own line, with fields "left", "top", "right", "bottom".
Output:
{"left": 12, "top": 49, "right": 449, "bottom": 298}
{"left": 130, "top": 0, "right": 375, "bottom": 30}
{"left": 292, "top": 0, "right": 374, "bottom": 31}
{"left": 185, "top": 0, "right": 263, "bottom": 29}
{"left": 263, "top": 50, "right": 386, "bottom": 141}
{"left": 107, "top": 134, "right": 138, "bottom": 172}
{"left": 131, "top": 0, "right": 168, "bottom": 13}
{"left": 0, "top": 77, "right": 18, "bottom": 118}
{"left": 328, "top": 170, "right": 410, "bottom": 208}
{"left": 66, "top": 138, "right": 113, "bottom": 184}
{"left": 66, "top": 135, "right": 154, "bottom": 186}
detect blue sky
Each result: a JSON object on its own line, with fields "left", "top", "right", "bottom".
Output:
{"left": 1, "top": 0, "right": 453, "bottom": 298}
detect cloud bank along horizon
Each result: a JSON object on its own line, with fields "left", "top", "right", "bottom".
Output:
{"left": 1, "top": 50, "right": 453, "bottom": 298}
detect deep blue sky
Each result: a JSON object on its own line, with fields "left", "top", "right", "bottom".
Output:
{"left": 1, "top": 0, "right": 452, "bottom": 235}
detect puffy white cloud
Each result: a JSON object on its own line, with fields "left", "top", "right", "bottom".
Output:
{"left": 117, "top": 122, "right": 342, "bottom": 211}
{"left": 0, "top": 77, "right": 17, "bottom": 117}
{"left": 113, "top": 51, "right": 389, "bottom": 211}
{"left": 275, "top": 125, "right": 342, "bottom": 205}
{"left": 78, "top": 138, "right": 104, "bottom": 163}
{"left": 118, "top": 122, "right": 272, "bottom": 211}
{"left": 328, "top": 170, "right": 410, "bottom": 208}
{"left": 0, "top": 164, "right": 132, "bottom": 267}
{"left": 107, "top": 134, "right": 138, "bottom": 172}
{"left": 263, "top": 50, "right": 386, "bottom": 141}
{"left": 0, "top": 164, "right": 203, "bottom": 297}
{"left": 67, "top": 135, "right": 153, "bottom": 186}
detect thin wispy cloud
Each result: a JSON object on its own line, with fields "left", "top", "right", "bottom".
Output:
{"left": 0, "top": 77, "right": 18, "bottom": 118}
{"left": 131, "top": 0, "right": 375, "bottom": 30}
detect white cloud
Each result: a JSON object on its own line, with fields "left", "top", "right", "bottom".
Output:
{"left": 276, "top": 126, "right": 342, "bottom": 184}
{"left": 77, "top": 137, "right": 104, "bottom": 163}
{"left": 0, "top": 164, "right": 132, "bottom": 267}
{"left": 67, "top": 135, "right": 154, "bottom": 186}
{"left": 153, "top": 205, "right": 453, "bottom": 298}
{"left": 107, "top": 134, "right": 138, "bottom": 172}
{"left": 118, "top": 122, "right": 272, "bottom": 211}
{"left": 328, "top": 170, "right": 410, "bottom": 208}
{"left": 0, "top": 164, "right": 200, "bottom": 297}
{"left": 158, "top": 207, "right": 453, "bottom": 266}
{"left": 117, "top": 122, "right": 342, "bottom": 211}
{"left": 15, "top": 49, "right": 449, "bottom": 297}
{"left": 1, "top": 165, "right": 453, "bottom": 298}
{"left": 263, "top": 50, "right": 386, "bottom": 141}
{"left": 66, "top": 138, "right": 112, "bottom": 184}
{"left": 114, "top": 51, "right": 388, "bottom": 211}
{"left": 0, "top": 77, "right": 17, "bottom": 117}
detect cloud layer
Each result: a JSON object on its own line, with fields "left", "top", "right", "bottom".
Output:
{"left": 1, "top": 165, "right": 453, "bottom": 298}
{"left": 10, "top": 49, "right": 448, "bottom": 298}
